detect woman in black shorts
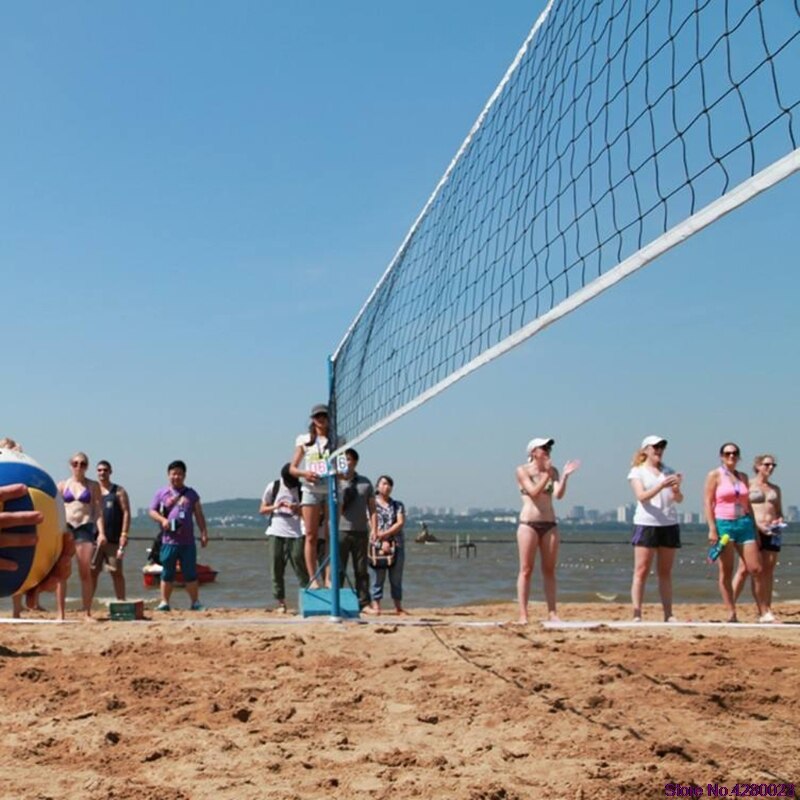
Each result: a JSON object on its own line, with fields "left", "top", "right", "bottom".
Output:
{"left": 627, "top": 436, "right": 683, "bottom": 622}
{"left": 733, "top": 454, "right": 784, "bottom": 623}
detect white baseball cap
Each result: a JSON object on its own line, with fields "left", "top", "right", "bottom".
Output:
{"left": 527, "top": 437, "right": 555, "bottom": 453}
{"left": 641, "top": 435, "right": 667, "bottom": 448}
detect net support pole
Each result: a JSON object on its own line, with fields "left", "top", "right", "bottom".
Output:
{"left": 326, "top": 354, "right": 342, "bottom": 622}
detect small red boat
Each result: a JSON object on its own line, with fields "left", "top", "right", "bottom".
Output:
{"left": 142, "top": 563, "right": 218, "bottom": 588}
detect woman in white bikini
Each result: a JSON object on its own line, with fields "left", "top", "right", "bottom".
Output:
{"left": 515, "top": 437, "right": 580, "bottom": 624}
{"left": 732, "top": 453, "right": 783, "bottom": 623}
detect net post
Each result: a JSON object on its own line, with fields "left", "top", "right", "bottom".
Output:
{"left": 327, "top": 354, "right": 342, "bottom": 622}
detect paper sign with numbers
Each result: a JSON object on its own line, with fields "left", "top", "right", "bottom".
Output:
{"left": 307, "top": 459, "right": 328, "bottom": 477}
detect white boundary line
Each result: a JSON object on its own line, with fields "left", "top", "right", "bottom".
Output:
{"left": 542, "top": 620, "right": 800, "bottom": 630}
{"left": 4, "top": 617, "right": 797, "bottom": 631}
{"left": 0, "top": 617, "right": 502, "bottom": 628}
{"left": 337, "top": 148, "right": 800, "bottom": 451}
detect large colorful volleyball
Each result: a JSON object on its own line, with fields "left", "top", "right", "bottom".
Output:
{"left": 0, "top": 449, "right": 65, "bottom": 597}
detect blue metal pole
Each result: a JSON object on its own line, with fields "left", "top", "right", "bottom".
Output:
{"left": 327, "top": 355, "right": 341, "bottom": 620}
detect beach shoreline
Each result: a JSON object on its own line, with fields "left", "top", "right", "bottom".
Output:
{"left": 2, "top": 602, "right": 798, "bottom": 799}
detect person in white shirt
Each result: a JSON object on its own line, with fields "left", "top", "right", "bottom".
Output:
{"left": 289, "top": 404, "right": 331, "bottom": 588}
{"left": 627, "top": 435, "right": 683, "bottom": 622}
{"left": 260, "top": 463, "right": 309, "bottom": 613}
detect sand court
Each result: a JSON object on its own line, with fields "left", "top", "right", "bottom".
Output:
{"left": 2, "top": 602, "right": 798, "bottom": 799}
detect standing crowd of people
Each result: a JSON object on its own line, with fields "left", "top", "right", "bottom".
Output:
{"left": 515, "top": 435, "right": 786, "bottom": 625}
{"left": 1, "top": 438, "right": 210, "bottom": 619}
{"left": 261, "top": 404, "right": 407, "bottom": 616}
{"left": 1, "top": 423, "right": 787, "bottom": 623}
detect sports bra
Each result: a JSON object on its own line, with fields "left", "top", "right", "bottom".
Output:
{"left": 63, "top": 484, "right": 91, "bottom": 504}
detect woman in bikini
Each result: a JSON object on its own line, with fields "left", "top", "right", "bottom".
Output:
{"left": 515, "top": 437, "right": 580, "bottom": 624}
{"left": 627, "top": 435, "right": 683, "bottom": 622}
{"left": 290, "top": 404, "right": 332, "bottom": 589}
{"left": 58, "top": 452, "right": 106, "bottom": 619}
{"left": 732, "top": 453, "right": 783, "bottom": 623}
{"left": 703, "top": 442, "right": 765, "bottom": 623}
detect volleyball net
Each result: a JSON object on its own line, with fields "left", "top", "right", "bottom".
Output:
{"left": 331, "top": 0, "right": 800, "bottom": 447}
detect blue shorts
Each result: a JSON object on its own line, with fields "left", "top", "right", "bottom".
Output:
{"left": 715, "top": 516, "right": 757, "bottom": 545}
{"left": 160, "top": 542, "right": 198, "bottom": 582}
{"left": 68, "top": 522, "right": 97, "bottom": 544}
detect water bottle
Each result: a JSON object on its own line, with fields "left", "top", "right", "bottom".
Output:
{"left": 707, "top": 533, "right": 731, "bottom": 562}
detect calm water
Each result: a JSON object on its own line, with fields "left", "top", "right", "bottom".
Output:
{"left": 76, "top": 528, "right": 800, "bottom": 611}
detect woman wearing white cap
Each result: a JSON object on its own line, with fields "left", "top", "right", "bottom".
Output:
{"left": 627, "top": 436, "right": 683, "bottom": 622}
{"left": 290, "top": 404, "right": 331, "bottom": 588}
{"left": 515, "top": 437, "right": 580, "bottom": 624}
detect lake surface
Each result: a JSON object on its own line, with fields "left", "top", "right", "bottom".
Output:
{"left": 76, "top": 527, "right": 799, "bottom": 612}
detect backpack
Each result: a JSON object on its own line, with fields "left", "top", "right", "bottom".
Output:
{"left": 267, "top": 479, "right": 299, "bottom": 527}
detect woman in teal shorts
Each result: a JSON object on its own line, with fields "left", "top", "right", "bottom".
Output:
{"left": 703, "top": 443, "right": 765, "bottom": 622}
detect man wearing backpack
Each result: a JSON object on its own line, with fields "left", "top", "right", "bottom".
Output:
{"left": 260, "top": 463, "right": 309, "bottom": 613}
{"left": 337, "top": 448, "right": 376, "bottom": 611}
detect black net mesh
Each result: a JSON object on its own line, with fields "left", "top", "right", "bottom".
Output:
{"left": 333, "top": 0, "right": 800, "bottom": 445}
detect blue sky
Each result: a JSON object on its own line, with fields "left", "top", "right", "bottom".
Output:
{"left": 2, "top": 1, "right": 798, "bottom": 518}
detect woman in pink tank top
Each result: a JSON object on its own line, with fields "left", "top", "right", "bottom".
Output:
{"left": 703, "top": 443, "right": 766, "bottom": 623}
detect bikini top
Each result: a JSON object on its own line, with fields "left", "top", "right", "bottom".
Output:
{"left": 63, "top": 484, "right": 91, "bottom": 504}
{"left": 520, "top": 473, "right": 554, "bottom": 495}
{"left": 749, "top": 485, "right": 779, "bottom": 504}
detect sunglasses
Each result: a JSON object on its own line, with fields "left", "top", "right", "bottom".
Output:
{"left": 652, "top": 443, "right": 666, "bottom": 451}
{"left": 721, "top": 451, "right": 740, "bottom": 458}
{"left": 72, "top": 460, "right": 88, "bottom": 467}
{"left": 761, "top": 462, "right": 777, "bottom": 468}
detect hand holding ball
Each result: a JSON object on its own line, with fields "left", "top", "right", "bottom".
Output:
{"left": 0, "top": 449, "right": 65, "bottom": 597}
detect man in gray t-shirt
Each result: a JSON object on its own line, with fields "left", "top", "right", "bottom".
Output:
{"left": 337, "top": 448, "right": 376, "bottom": 609}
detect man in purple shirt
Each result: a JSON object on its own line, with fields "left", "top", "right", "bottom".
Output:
{"left": 148, "top": 460, "right": 209, "bottom": 611}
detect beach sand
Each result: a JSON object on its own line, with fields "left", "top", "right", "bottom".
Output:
{"left": 2, "top": 602, "right": 798, "bottom": 800}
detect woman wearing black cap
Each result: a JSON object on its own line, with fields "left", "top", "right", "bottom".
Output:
{"left": 290, "top": 404, "right": 331, "bottom": 588}
{"left": 627, "top": 435, "right": 683, "bottom": 622}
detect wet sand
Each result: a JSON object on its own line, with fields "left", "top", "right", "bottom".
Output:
{"left": 2, "top": 602, "right": 799, "bottom": 800}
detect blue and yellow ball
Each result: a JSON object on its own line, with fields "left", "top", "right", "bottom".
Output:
{"left": 0, "top": 449, "right": 65, "bottom": 597}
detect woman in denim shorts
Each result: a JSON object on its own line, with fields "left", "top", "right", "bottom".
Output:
{"left": 290, "top": 404, "right": 331, "bottom": 589}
